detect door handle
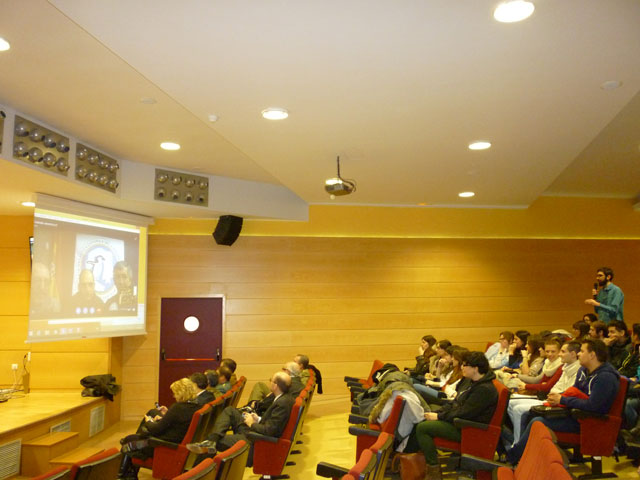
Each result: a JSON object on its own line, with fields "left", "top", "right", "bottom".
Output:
{"left": 216, "top": 348, "right": 220, "bottom": 361}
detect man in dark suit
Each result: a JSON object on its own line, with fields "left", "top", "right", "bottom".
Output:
{"left": 190, "top": 372, "right": 215, "bottom": 406}
{"left": 187, "top": 371, "right": 295, "bottom": 455}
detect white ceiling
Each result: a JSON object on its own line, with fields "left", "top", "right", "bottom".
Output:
{"left": 0, "top": 0, "right": 639, "bottom": 218}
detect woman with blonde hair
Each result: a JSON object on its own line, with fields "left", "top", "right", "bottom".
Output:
{"left": 118, "top": 378, "right": 200, "bottom": 479}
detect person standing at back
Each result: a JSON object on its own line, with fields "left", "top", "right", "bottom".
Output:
{"left": 584, "top": 267, "right": 624, "bottom": 324}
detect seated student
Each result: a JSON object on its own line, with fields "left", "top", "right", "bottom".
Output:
{"left": 605, "top": 320, "right": 632, "bottom": 370}
{"left": 504, "top": 330, "right": 530, "bottom": 371}
{"left": 572, "top": 320, "right": 590, "bottom": 342}
{"left": 294, "top": 354, "right": 311, "bottom": 383}
{"left": 405, "top": 335, "right": 438, "bottom": 379}
{"left": 583, "top": 313, "right": 598, "bottom": 325}
{"left": 118, "top": 378, "right": 200, "bottom": 479}
{"left": 485, "top": 332, "right": 513, "bottom": 370}
{"left": 187, "top": 371, "right": 295, "bottom": 460}
{"left": 220, "top": 358, "right": 238, "bottom": 385}
{"left": 589, "top": 320, "right": 608, "bottom": 340}
{"left": 427, "top": 340, "right": 452, "bottom": 377}
{"left": 191, "top": 372, "right": 215, "bottom": 406}
{"left": 413, "top": 346, "right": 456, "bottom": 400}
{"left": 509, "top": 338, "right": 562, "bottom": 391}
{"left": 496, "top": 336, "right": 545, "bottom": 389}
{"left": 215, "top": 366, "right": 233, "bottom": 394}
{"left": 506, "top": 339, "right": 620, "bottom": 464}
{"left": 505, "top": 340, "right": 581, "bottom": 446}
{"left": 404, "top": 351, "right": 499, "bottom": 480}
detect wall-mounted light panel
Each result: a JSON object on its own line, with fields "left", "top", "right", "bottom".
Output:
{"left": 13, "top": 115, "right": 70, "bottom": 175}
{"left": 75, "top": 143, "right": 119, "bottom": 193}
{"left": 154, "top": 168, "right": 209, "bottom": 206}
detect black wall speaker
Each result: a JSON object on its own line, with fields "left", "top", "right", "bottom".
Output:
{"left": 213, "top": 215, "right": 243, "bottom": 246}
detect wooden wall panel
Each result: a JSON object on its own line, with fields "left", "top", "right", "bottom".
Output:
{"left": 120, "top": 235, "right": 640, "bottom": 419}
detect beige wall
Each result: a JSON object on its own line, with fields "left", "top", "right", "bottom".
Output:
{"left": 120, "top": 234, "right": 640, "bottom": 418}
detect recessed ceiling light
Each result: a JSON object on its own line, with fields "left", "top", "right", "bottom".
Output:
{"left": 600, "top": 80, "right": 622, "bottom": 91}
{"left": 160, "top": 142, "right": 181, "bottom": 151}
{"left": 458, "top": 192, "right": 475, "bottom": 198}
{"left": 468, "top": 141, "right": 491, "bottom": 150}
{"left": 208, "top": 114, "right": 219, "bottom": 122}
{"left": 0, "top": 37, "right": 10, "bottom": 51}
{"left": 261, "top": 107, "right": 289, "bottom": 120}
{"left": 494, "top": 1, "right": 535, "bottom": 23}
{"left": 140, "top": 97, "right": 157, "bottom": 104}
{"left": 21, "top": 201, "right": 35, "bottom": 207}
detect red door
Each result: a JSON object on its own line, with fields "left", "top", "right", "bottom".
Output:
{"left": 158, "top": 297, "right": 223, "bottom": 407}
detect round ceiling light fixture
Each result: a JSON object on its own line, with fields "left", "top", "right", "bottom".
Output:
{"left": 600, "top": 80, "right": 622, "bottom": 91}
{"left": 0, "top": 37, "right": 10, "bottom": 51}
{"left": 458, "top": 191, "right": 475, "bottom": 198}
{"left": 160, "top": 142, "right": 181, "bottom": 151}
{"left": 21, "top": 201, "right": 35, "bottom": 207}
{"left": 261, "top": 107, "right": 289, "bottom": 120}
{"left": 494, "top": 1, "right": 535, "bottom": 23}
{"left": 468, "top": 141, "right": 492, "bottom": 150}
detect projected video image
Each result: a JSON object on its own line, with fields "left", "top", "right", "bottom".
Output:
{"left": 72, "top": 234, "right": 137, "bottom": 315}
{"left": 28, "top": 206, "right": 147, "bottom": 343}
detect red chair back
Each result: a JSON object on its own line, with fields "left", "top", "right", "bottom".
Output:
{"left": 70, "top": 447, "right": 120, "bottom": 480}
{"left": 132, "top": 403, "right": 209, "bottom": 479}
{"left": 171, "top": 458, "right": 217, "bottom": 480}
{"left": 434, "top": 379, "right": 509, "bottom": 460}
{"left": 355, "top": 396, "right": 405, "bottom": 458}
{"left": 251, "top": 397, "right": 304, "bottom": 476}
{"left": 30, "top": 466, "right": 71, "bottom": 480}
{"left": 575, "top": 375, "right": 628, "bottom": 456}
{"left": 212, "top": 440, "right": 249, "bottom": 480}
{"left": 368, "top": 432, "right": 394, "bottom": 480}
{"left": 348, "top": 449, "right": 376, "bottom": 480}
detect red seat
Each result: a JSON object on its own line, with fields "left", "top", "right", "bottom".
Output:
{"left": 552, "top": 376, "right": 628, "bottom": 479}
{"left": 316, "top": 432, "right": 393, "bottom": 480}
{"left": 249, "top": 396, "right": 305, "bottom": 478}
{"left": 70, "top": 447, "right": 121, "bottom": 480}
{"left": 132, "top": 403, "right": 211, "bottom": 479}
{"left": 344, "top": 360, "right": 385, "bottom": 390}
{"left": 433, "top": 379, "right": 509, "bottom": 460}
{"left": 171, "top": 458, "right": 217, "bottom": 480}
{"left": 461, "top": 422, "right": 571, "bottom": 480}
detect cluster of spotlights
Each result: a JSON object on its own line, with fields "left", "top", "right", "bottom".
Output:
{"left": 13, "top": 116, "right": 70, "bottom": 175}
{"left": 154, "top": 169, "right": 209, "bottom": 206}
{"left": 75, "top": 144, "right": 119, "bottom": 192}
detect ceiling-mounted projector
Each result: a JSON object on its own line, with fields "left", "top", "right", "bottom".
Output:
{"left": 325, "top": 156, "right": 356, "bottom": 196}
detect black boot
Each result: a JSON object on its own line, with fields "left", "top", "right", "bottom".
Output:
{"left": 118, "top": 454, "right": 137, "bottom": 479}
